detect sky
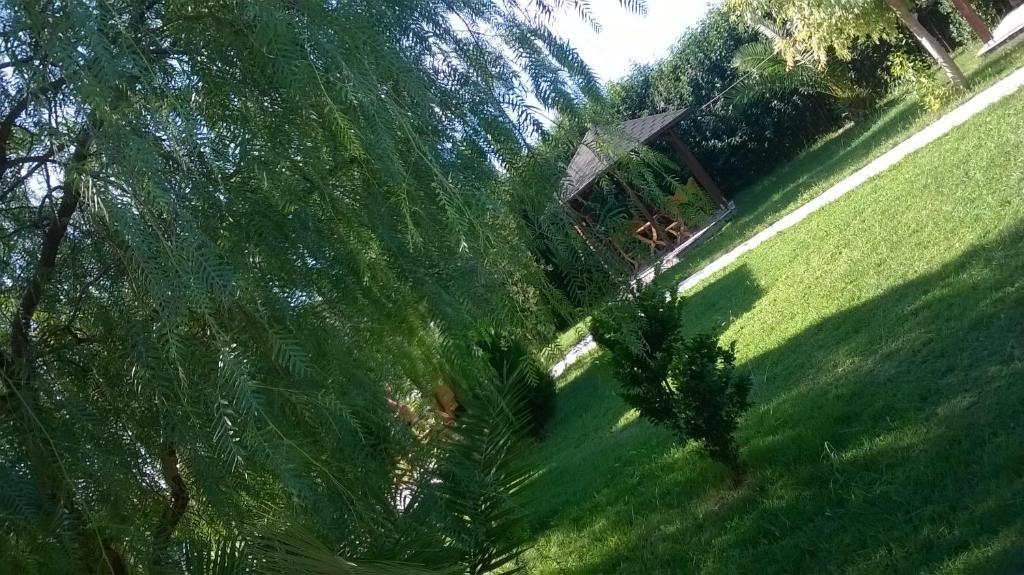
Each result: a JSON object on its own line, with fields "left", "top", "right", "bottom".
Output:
{"left": 552, "top": 0, "right": 715, "bottom": 84}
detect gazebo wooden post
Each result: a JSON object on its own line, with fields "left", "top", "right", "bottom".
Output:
{"left": 577, "top": 204, "right": 638, "bottom": 269}
{"left": 566, "top": 199, "right": 598, "bottom": 252}
{"left": 569, "top": 195, "right": 635, "bottom": 270}
{"left": 613, "top": 175, "right": 670, "bottom": 242}
{"left": 950, "top": 0, "right": 993, "bottom": 43}
{"left": 663, "top": 131, "right": 728, "bottom": 208}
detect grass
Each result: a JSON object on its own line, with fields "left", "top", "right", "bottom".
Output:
{"left": 549, "top": 41, "right": 1024, "bottom": 359}
{"left": 553, "top": 317, "right": 591, "bottom": 355}
{"left": 520, "top": 73, "right": 1024, "bottom": 573}
{"left": 646, "top": 39, "right": 1024, "bottom": 293}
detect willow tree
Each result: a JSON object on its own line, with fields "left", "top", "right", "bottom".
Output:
{"left": 727, "top": 0, "right": 969, "bottom": 89}
{"left": 0, "top": 1, "right": 639, "bottom": 573}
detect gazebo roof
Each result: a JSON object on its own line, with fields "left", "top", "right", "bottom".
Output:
{"left": 561, "top": 108, "right": 690, "bottom": 202}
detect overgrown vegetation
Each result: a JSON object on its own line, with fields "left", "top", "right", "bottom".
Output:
{"left": 3, "top": 0, "right": 1023, "bottom": 571}
{"left": 668, "top": 335, "right": 751, "bottom": 480}
{"left": 0, "top": 1, "right": 645, "bottom": 572}
{"left": 431, "top": 365, "right": 538, "bottom": 575}
{"left": 606, "top": 6, "right": 849, "bottom": 192}
{"left": 523, "top": 80, "right": 1024, "bottom": 575}
{"left": 591, "top": 287, "right": 752, "bottom": 478}
{"left": 590, "top": 288, "right": 685, "bottom": 435}
{"left": 480, "top": 330, "right": 558, "bottom": 438}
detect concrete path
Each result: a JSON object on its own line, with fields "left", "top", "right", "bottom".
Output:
{"left": 551, "top": 64, "right": 1024, "bottom": 378}
{"left": 980, "top": 4, "right": 1024, "bottom": 55}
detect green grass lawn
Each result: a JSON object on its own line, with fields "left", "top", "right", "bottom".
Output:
{"left": 521, "top": 79, "right": 1024, "bottom": 573}
{"left": 552, "top": 317, "right": 591, "bottom": 357}
{"left": 647, "top": 40, "right": 1024, "bottom": 293}
{"left": 549, "top": 42, "right": 1024, "bottom": 360}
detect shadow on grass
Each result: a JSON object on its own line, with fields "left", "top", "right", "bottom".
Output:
{"left": 523, "top": 358, "right": 672, "bottom": 532}
{"left": 526, "top": 222, "right": 1024, "bottom": 574}
{"left": 527, "top": 265, "right": 763, "bottom": 530}
{"left": 960, "top": 39, "right": 1024, "bottom": 90}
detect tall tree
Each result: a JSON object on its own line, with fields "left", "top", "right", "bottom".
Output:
{"left": 0, "top": 0, "right": 638, "bottom": 572}
{"left": 727, "top": 0, "right": 969, "bottom": 88}
{"left": 603, "top": 6, "right": 847, "bottom": 192}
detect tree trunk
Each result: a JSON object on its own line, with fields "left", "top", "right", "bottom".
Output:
{"left": 886, "top": 0, "right": 969, "bottom": 89}
{"left": 1, "top": 114, "right": 129, "bottom": 575}
{"left": 151, "top": 441, "right": 190, "bottom": 570}
{"left": 951, "top": 0, "right": 993, "bottom": 43}
{"left": 663, "top": 131, "right": 728, "bottom": 209}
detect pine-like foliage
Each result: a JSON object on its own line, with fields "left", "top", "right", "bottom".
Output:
{"left": 668, "top": 334, "right": 752, "bottom": 480}
{"left": 478, "top": 328, "right": 557, "bottom": 438}
{"left": 0, "top": 0, "right": 643, "bottom": 572}
{"left": 591, "top": 286, "right": 685, "bottom": 437}
{"left": 592, "top": 288, "right": 752, "bottom": 481}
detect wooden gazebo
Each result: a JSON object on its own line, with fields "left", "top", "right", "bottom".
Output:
{"left": 561, "top": 108, "right": 728, "bottom": 268}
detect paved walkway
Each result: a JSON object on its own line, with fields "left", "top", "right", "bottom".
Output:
{"left": 980, "top": 4, "right": 1024, "bottom": 55}
{"left": 551, "top": 64, "right": 1024, "bottom": 378}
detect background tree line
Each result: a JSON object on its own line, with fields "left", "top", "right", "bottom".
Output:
{"left": 593, "top": 0, "right": 1016, "bottom": 193}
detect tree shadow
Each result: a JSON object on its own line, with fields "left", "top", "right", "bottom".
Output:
{"left": 963, "top": 40, "right": 1024, "bottom": 88}
{"left": 527, "top": 221, "right": 1024, "bottom": 574}
{"left": 523, "top": 358, "right": 675, "bottom": 532}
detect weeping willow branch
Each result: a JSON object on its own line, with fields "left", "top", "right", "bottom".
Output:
{"left": 0, "top": 113, "right": 123, "bottom": 574}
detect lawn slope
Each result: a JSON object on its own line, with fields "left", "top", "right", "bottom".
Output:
{"left": 523, "top": 87, "right": 1024, "bottom": 574}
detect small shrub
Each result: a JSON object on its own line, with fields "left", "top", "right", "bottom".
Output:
{"left": 435, "top": 362, "right": 535, "bottom": 574}
{"left": 592, "top": 287, "right": 753, "bottom": 480}
{"left": 479, "top": 331, "right": 557, "bottom": 438}
{"left": 668, "top": 334, "right": 752, "bottom": 480}
{"left": 887, "top": 52, "right": 954, "bottom": 111}
{"left": 590, "top": 287, "right": 687, "bottom": 438}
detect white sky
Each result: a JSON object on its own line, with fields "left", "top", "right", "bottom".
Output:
{"left": 553, "top": 0, "right": 715, "bottom": 83}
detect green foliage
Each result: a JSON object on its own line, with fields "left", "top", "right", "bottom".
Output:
{"left": 607, "top": 64, "right": 658, "bottom": 119}
{"left": 727, "top": 0, "right": 972, "bottom": 89}
{"left": 937, "top": 0, "right": 999, "bottom": 45}
{"left": 431, "top": 369, "right": 536, "bottom": 575}
{"left": 0, "top": 0, "right": 632, "bottom": 573}
{"left": 246, "top": 365, "right": 537, "bottom": 575}
{"left": 592, "top": 287, "right": 752, "bottom": 476}
{"left": 522, "top": 87, "right": 1024, "bottom": 574}
{"left": 726, "top": 0, "right": 899, "bottom": 66}
{"left": 606, "top": 6, "right": 847, "bottom": 192}
{"left": 590, "top": 287, "right": 686, "bottom": 437}
{"left": 593, "top": 282, "right": 753, "bottom": 474}
{"left": 888, "top": 51, "right": 955, "bottom": 111}
{"left": 479, "top": 330, "right": 558, "bottom": 439}
{"left": 667, "top": 335, "right": 751, "bottom": 476}
{"left": 730, "top": 22, "right": 869, "bottom": 113}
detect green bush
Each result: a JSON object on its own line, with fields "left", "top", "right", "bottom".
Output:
{"left": 591, "top": 287, "right": 687, "bottom": 438}
{"left": 607, "top": 6, "right": 848, "bottom": 193}
{"left": 669, "top": 335, "right": 752, "bottom": 479}
{"left": 592, "top": 287, "right": 752, "bottom": 480}
{"left": 479, "top": 331, "right": 557, "bottom": 439}
{"left": 887, "top": 51, "right": 955, "bottom": 111}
